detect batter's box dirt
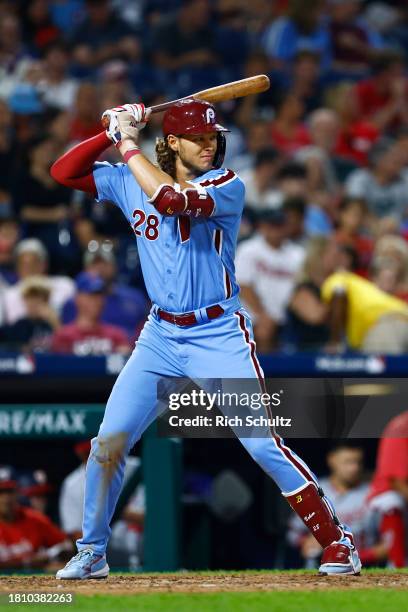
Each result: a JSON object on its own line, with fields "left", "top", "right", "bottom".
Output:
{"left": 0, "top": 572, "right": 407, "bottom": 595}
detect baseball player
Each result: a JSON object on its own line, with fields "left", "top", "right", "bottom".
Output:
{"left": 51, "top": 100, "right": 361, "bottom": 578}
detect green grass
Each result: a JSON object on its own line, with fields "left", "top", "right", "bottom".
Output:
{"left": 1, "top": 590, "right": 407, "bottom": 612}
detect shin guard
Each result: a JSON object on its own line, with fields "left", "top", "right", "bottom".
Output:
{"left": 284, "top": 482, "right": 343, "bottom": 548}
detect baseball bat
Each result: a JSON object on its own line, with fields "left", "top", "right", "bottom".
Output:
{"left": 101, "top": 74, "right": 270, "bottom": 128}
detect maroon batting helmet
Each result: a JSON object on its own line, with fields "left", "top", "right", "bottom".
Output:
{"left": 162, "top": 99, "right": 228, "bottom": 168}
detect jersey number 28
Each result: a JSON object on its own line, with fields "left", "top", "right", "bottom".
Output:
{"left": 132, "top": 209, "right": 159, "bottom": 241}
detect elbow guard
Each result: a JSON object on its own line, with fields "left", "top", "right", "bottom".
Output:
{"left": 148, "top": 184, "right": 215, "bottom": 218}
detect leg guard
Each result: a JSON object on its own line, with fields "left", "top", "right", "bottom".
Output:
{"left": 283, "top": 482, "right": 343, "bottom": 548}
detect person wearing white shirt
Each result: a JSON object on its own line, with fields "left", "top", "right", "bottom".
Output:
{"left": 235, "top": 208, "right": 305, "bottom": 351}
{"left": 3, "top": 239, "right": 74, "bottom": 324}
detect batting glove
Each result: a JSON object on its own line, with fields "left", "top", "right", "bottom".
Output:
{"left": 102, "top": 104, "right": 150, "bottom": 145}
{"left": 117, "top": 106, "right": 151, "bottom": 144}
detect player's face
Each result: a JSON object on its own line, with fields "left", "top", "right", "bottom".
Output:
{"left": 328, "top": 448, "right": 363, "bottom": 487}
{"left": 177, "top": 133, "right": 218, "bottom": 174}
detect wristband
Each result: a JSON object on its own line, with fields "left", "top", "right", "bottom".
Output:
{"left": 123, "top": 148, "right": 141, "bottom": 163}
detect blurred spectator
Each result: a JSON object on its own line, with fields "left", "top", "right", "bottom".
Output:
{"left": 321, "top": 264, "right": 408, "bottom": 354}
{"left": 70, "top": 0, "right": 140, "bottom": 75}
{"left": 262, "top": 0, "right": 331, "bottom": 71}
{"left": 276, "top": 162, "right": 308, "bottom": 199}
{"left": 345, "top": 139, "right": 408, "bottom": 222}
{"left": 0, "top": 14, "right": 32, "bottom": 100}
{"left": 0, "top": 216, "right": 19, "bottom": 285}
{"left": 328, "top": 82, "right": 380, "bottom": 166}
{"left": 153, "top": 0, "right": 217, "bottom": 94}
{"left": 50, "top": 0, "right": 85, "bottom": 35}
{"left": 287, "top": 443, "right": 388, "bottom": 568}
{"left": 270, "top": 93, "right": 310, "bottom": 155}
{"left": 334, "top": 196, "right": 373, "bottom": 275}
{"left": 295, "top": 108, "right": 341, "bottom": 195}
{"left": 229, "top": 120, "right": 273, "bottom": 173}
{"left": 240, "top": 148, "right": 282, "bottom": 211}
{"left": 286, "top": 50, "right": 323, "bottom": 114}
{"left": 286, "top": 237, "right": 333, "bottom": 350}
{"left": 37, "top": 42, "right": 79, "bottom": 112}
{"left": 2, "top": 238, "right": 75, "bottom": 324}
{"left": 22, "top": 0, "right": 61, "bottom": 54}
{"left": 372, "top": 234, "right": 408, "bottom": 300}
{"left": 367, "top": 411, "right": 408, "bottom": 567}
{"left": 0, "top": 465, "right": 72, "bottom": 570}
{"left": 98, "top": 59, "right": 137, "bottom": 112}
{"left": 233, "top": 51, "right": 275, "bottom": 131}
{"left": 0, "top": 99, "right": 15, "bottom": 217}
{"left": 13, "top": 137, "right": 80, "bottom": 273}
{"left": 370, "top": 255, "right": 407, "bottom": 303}
{"left": 18, "top": 469, "right": 53, "bottom": 515}
{"left": 0, "top": 275, "right": 59, "bottom": 351}
{"left": 353, "top": 51, "right": 408, "bottom": 133}
{"left": 68, "top": 82, "right": 102, "bottom": 141}
{"left": 283, "top": 196, "right": 307, "bottom": 245}
{"left": 214, "top": 0, "right": 251, "bottom": 78}
{"left": 62, "top": 243, "right": 148, "bottom": 340}
{"left": 328, "top": 0, "right": 383, "bottom": 78}
{"left": 51, "top": 271, "right": 130, "bottom": 355}
{"left": 236, "top": 207, "right": 305, "bottom": 351}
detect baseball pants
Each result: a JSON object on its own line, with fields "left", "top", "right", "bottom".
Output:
{"left": 77, "top": 296, "right": 318, "bottom": 555}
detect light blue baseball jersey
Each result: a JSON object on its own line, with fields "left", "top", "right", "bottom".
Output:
{"left": 93, "top": 162, "right": 245, "bottom": 312}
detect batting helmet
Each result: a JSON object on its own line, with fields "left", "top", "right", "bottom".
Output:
{"left": 162, "top": 99, "right": 228, "bottom": 169}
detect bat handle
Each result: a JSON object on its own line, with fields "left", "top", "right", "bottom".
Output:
{"left": 149, "top": 96, "right": 193, "bottom": 114}
{"left": 101, "top": 97, "right": 192, "bottom": 128}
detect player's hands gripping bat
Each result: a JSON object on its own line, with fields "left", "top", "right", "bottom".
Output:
{"left": 103, "top": 103, "right": 150, "bottom": 145}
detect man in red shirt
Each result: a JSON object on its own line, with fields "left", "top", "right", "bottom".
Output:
{"left": 0, "top": 466, "right": 72, "bottom": 570}
{"left": 51, "top": 272, "right": 130, "bottom": 355}
{"left": 353, "top": 51, "right": 408, "bottom": 134}
{"left": 368, "top": 411, "right": 408, "bottom": 567}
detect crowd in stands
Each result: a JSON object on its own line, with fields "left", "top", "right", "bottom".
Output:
{"left": 1, "top": 0, "right": 408, "bottom": 354}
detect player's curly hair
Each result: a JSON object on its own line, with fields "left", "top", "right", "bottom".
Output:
{"left": 155, "top": 137, "right": 177, "bottom": 179}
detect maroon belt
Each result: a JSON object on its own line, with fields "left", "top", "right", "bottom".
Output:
{"left": 158, "top": 304, "right": 224, "bottom": 327}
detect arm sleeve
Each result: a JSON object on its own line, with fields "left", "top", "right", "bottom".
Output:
{"left": 197, "top": 170, "right": 245, "bottom": 218}
{"left": 50, "top": 131, "right": 111, "bottom": 194}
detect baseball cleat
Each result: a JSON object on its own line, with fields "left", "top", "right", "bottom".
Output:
{"left": 56, "top": 548, "right": 109, "bottom": 580}
{"left": 318, "top": 536, "right": 362, "bottom": 576}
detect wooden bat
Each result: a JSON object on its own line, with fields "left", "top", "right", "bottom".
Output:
{"left": 101, "top": 74, "right": 270, "bottom": 128}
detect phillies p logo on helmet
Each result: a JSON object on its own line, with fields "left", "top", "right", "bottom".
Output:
{"left": 205, "top": 108, "right": 216, "bottom": 124}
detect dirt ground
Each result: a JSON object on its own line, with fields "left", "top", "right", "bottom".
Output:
{"left": 0, "top": 572, "right": 407, "bottom": 595}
